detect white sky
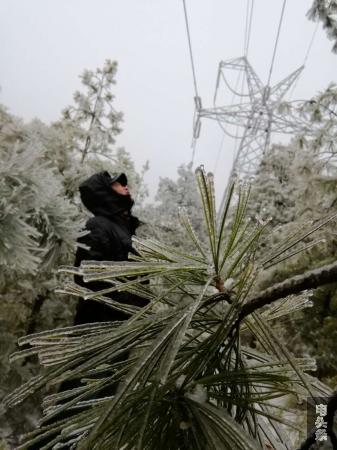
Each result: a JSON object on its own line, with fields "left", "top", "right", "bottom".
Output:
{"left": 1, "top": 0, "right": 336, "bottom": 201}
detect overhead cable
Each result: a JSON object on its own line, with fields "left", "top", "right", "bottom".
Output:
{"left": 303, "top": 21, "right": 319, "bottom": 65}
{"left": 266, "top": 0, "right": 287, "bottom": 87}
{"left": 243, "top": 0, "right": 250, "bottom": 56}
{"left": 289, "top": 21, "right": 319, "bottom": 99}
{"left": 191, "top": 138, "right": 197, "bottom": 165}
{"left": 182, "top": 0, "right": 200, "bottom": 98}
{"left": 244, "top": 0, "right": 255, "bottom": 58}
{"left": 213, "top": 69, "right": 248, "bottom": 141}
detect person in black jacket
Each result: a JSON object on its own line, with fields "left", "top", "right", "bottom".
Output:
{"left": 73, "top": 170, "right": 148, "bottom": 324}
{"left": 27, "top": 171, "right": 146, "bottom": 450}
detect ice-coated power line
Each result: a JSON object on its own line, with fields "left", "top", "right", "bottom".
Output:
{"left": 181, "top": 0, "right": 202, "bottom": 164}
{"left": 266, "top": 0, "right": 287, "bottom": 87}
{"left": 182, "top": 0, "right": 199, "bottom": 99}
{"left": 303, "top": 21, "right": 319, "bottom": 65}
{"left": 289, "top": 21, "right": 320, "bottom": 100}
{"left": 244, "top": 0, "right": 255, "bottom": 58}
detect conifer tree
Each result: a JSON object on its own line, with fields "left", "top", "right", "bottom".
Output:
{"left": 248, "top": 87, "right": 337, "bottom": 393}
{"left": 140, "top": 163, "right": 207, "bottom": 251}
{"left": 0, "top": 60, "right": 144, "bottom": 447}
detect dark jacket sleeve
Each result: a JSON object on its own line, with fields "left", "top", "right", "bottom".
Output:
{"left": 75, "top": 218, "right": 114, "bottom": 263}
{"left": 74, "top": 217, "right": 117, "bottom": 291}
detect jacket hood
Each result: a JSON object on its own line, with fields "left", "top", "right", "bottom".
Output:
{"left": 79, "top": 171, "right": 136, "bottom": 220}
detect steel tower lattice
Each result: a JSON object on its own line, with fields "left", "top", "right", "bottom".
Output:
{"left": 192, "top": 56, "right": 319, "bottom": 212}
{"left": 195, "top": 57, "right": 314, "bottom": 175}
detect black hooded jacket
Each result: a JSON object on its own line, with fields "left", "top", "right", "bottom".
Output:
{"left": 73, "top": 171, "right": 147, "bottom": 324}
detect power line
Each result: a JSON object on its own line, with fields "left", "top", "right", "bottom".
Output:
{"left": 303, "top": 21, "right": 319, "bottom": 65}
{"left": 289, "top": 1, "right": 332, "bottom": 102}
{"left": 244, "top": 0, "right": 255, "bottom": 58}
{"left": 182, "top": 0, "right": 199, "bottom": 98}
{"left": 243, "top": 0, "right": 250, "bottom": 56}
{"left": 233, "top": 64, "right": 246, "bottom": 161}
{"left": 213, "top": 68, "right": 247, "bottom": 140}
{"left": 191, "top": 138, "right": 197, "bottom": 165}
{"left": 266, "top": 0, "right": 287, "bottom": 87}
{"left": 213, "top": 68, "right": 244, "bottom": 173}
{"left": 190, "top": 108, "right": 198, "bottom": 165}
{"left": 289, "top": 21, "right": 319, "bottom": 99}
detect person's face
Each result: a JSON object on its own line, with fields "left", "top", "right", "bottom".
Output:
{"left": 111, "top": 181, "right": 130, "bottom": 196}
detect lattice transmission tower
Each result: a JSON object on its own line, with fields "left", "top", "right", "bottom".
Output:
{"left": 193, "top": 56, "right": 312, "bottom": 176}
{"left": 192, "top": 56, "right": 315, "bottom": 211}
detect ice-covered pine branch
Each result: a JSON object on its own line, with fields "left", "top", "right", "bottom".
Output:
{"left": 241, "top": 259, "right": 337, "bottom": 319}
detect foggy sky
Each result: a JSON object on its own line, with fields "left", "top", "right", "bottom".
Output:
{"left": 1, "top": 0, "right": 336, "bottom": 200}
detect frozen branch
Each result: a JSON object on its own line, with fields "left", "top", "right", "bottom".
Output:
{"left": 240, "top": 260, "right": 337, "bottom": 320}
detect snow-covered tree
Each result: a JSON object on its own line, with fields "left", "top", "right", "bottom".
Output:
{"left": 250, "top": 84, "right": 337, "bottom": 273}
{"left": 140, "top": 163, "right": 207, "bottom": 251}
{"left": 0, "top": 107, "right": 84, "bottom": 446}
{"left": 49, "top": 59, "right": 148, "bottom": 201}
{"left": 60, "top": 59, "right": 123, "bottom": 164}
{"left": 248, "top": 88, "right": 337, "bottom": 392}
{"left": 0, "top": 60, "right": 145, "bottom": 447}
{"left": 299, "top": 83, "right": 337, "bottom": 169}
{"left": 308, "top": 0, "right": 337, "bottom": 53}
